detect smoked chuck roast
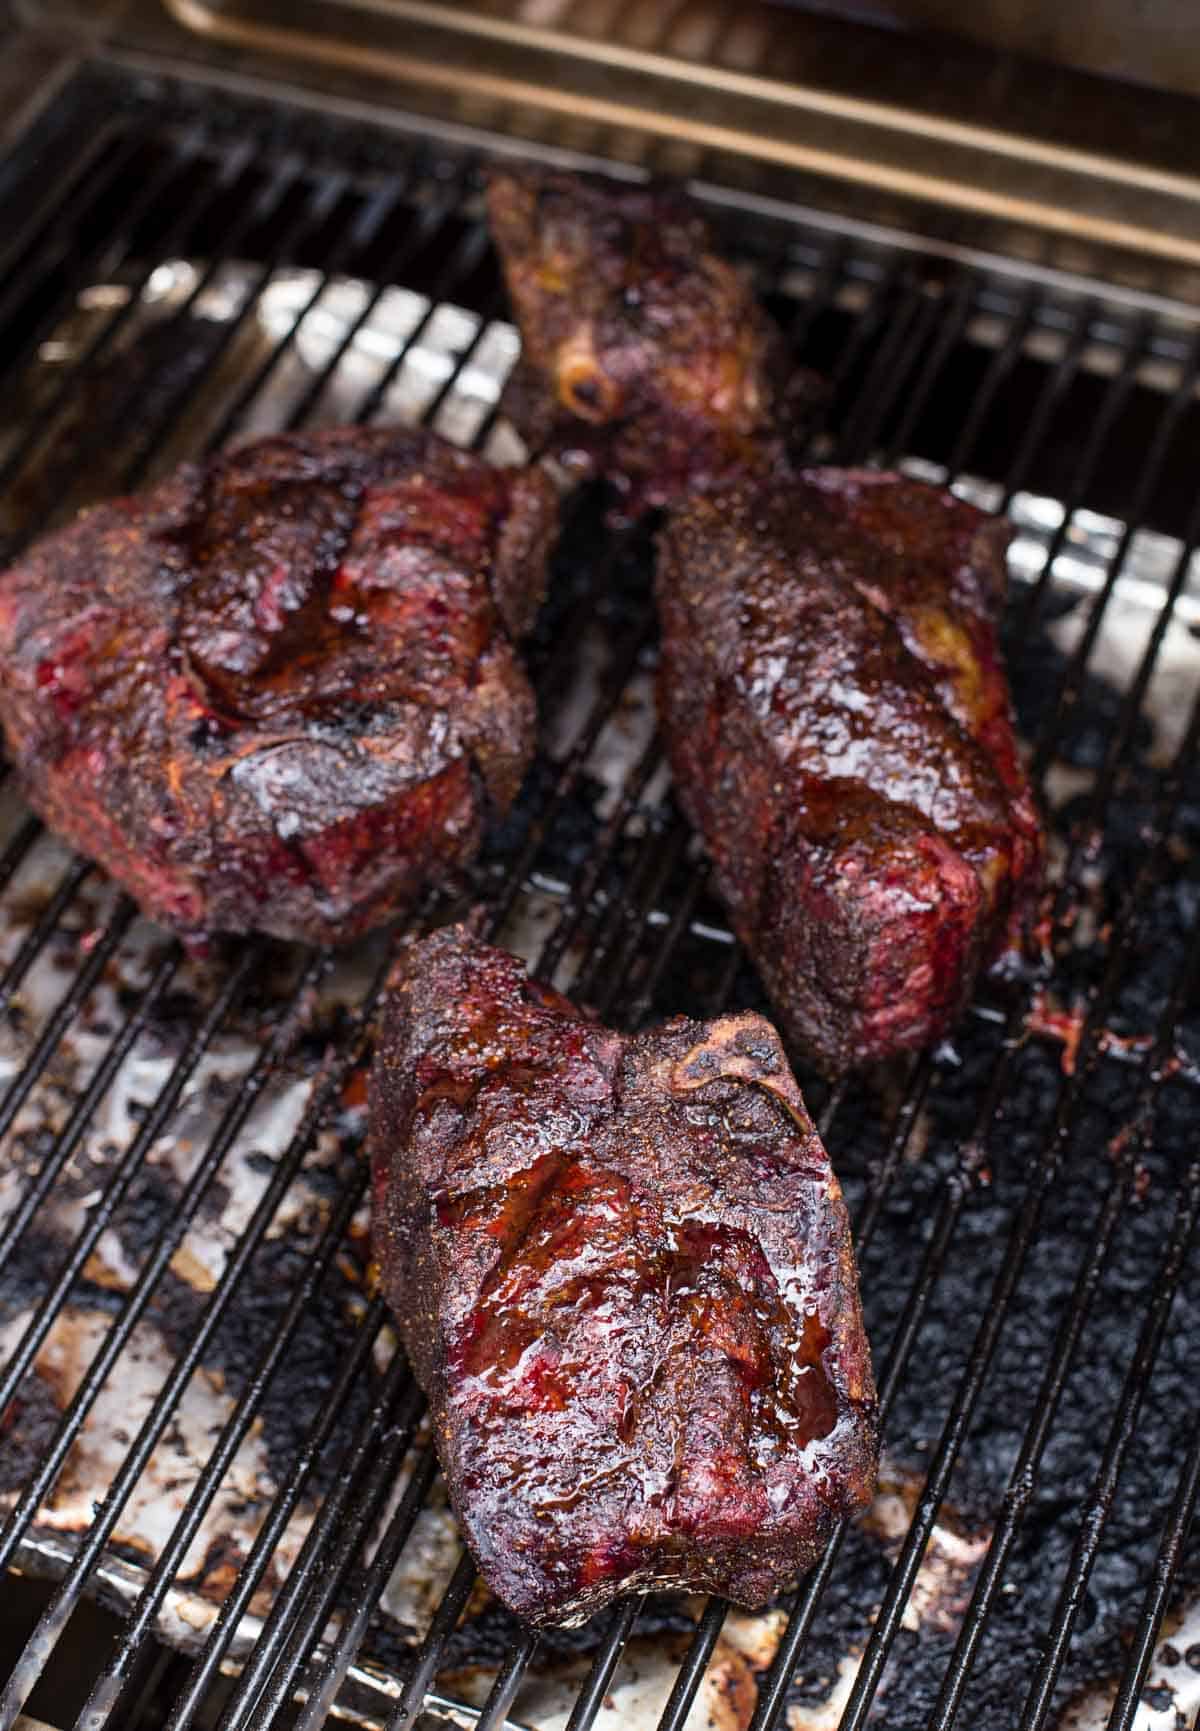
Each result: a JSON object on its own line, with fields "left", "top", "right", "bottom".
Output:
{"left": 370, "top": 923, "right": 878, "bottom": 1626}
{"left": 485, "top": 165, "right": 798, "bottom": 515}
{"left": 657, "top": 469, "right": 1042, "bottom": 1073}
{"left": 0, "top": 426, "right": 557, "bottom": 947}
{"left": 488, "top": 166, "right": 1042, "bottom": 1066}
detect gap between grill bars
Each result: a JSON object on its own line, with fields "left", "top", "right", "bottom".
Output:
{"left": 0, "top": 62, "right": 1198, "bottom": 1731}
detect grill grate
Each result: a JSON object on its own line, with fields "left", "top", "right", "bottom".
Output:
{"left": 0, "top": 63, "right": 1199, "bottom": 1731}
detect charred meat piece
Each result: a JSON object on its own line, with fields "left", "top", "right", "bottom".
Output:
{"left": 486, "top": 166, "right": 797, "bottom": 514}
{"left": 0, "top": 426, "right": 557, "bottom": 947}
{"left": 371, "top": 924, "right": 877, "bottom": 1626}
{"left": 657, "top": 469, "right": 1042, "bottom": 1073}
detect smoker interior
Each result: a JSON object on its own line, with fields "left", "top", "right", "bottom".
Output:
{"left": 1, "top": 61, "right": 1200, "bottom": 1731}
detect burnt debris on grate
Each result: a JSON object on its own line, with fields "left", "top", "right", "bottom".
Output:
{"left": 0, "top": 63, "right": 1198, "bottom": 1731}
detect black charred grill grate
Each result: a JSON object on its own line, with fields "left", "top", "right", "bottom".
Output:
{"left": 0, "top": 63, "right": 1198, "bottom": 1731}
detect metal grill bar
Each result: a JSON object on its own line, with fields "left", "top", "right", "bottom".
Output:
{"left": 105, "top": 170, "right": 352, "bottom": 499}
{"left": 849, "top": 1052, "right": 935, "bottom": 1249}
{"left": 1028, "top": 335, "right": 1200, "bottom": 778}
{"left": 473, "top": 1630, "right": 541, "bottom": 1731}
{"left": 833, "top": 270, "right": 927, "bottom": 463}
{"left": 737, "top": 293, "right": 1200, "bottom": 1731}
{"left": 1080, "top": 510, "right": 1200, "bottom": 832}
{"left": 386, "top": 1552, "right": 478, "bottom": 1731}
{"left": 0, "top": 130, "right": 245, "bottom": 504}
{"left": 0, "top": 896, "right": 136, "bottom": 1147}
{"left": 0, "top": 118, "right": 128, "bottom": 290}
{"left": 77, "top": 1228, "right": 393, "bottom": 1728}
{"left": 655, "top": 1597, "right": 728, "bottom": 1731}
{"left": 563, "top": 1598, "right": 645, "bottom": 1731}
{"left": 278, "top": 162, "right": 465, "bottom": 431}
{"left": 881, "top": 275, "right": 975, "bottom": 465}
{"left": 291, "top": 1448, "right": 443, "bottom": 1731}
{"left": 579, "top": 818, "right": 692, "bottom": 1016}
{"left": 242, "top": 1384, "right": 431, "bottom": 1731}
{"left": 1021, "top": 1165, "right": 1200, "bottom": 1730}
{"left": 997, "top": 297, "right": 1096, "bottom": 517}
{"left": 353, "top": 224, "right": 494, "bottom": 433}
{"left": 0, "top": 153, "right": 317, "bottom": 562}
{"left": 943, "top": 285, "right": 1037, "bottom": 479}
{"left": 195, "top": 174, "right": 407, "bottom": 456}
{"left": 804, "top": 256, "right": 906, "bottom": 453}
{"left": 785, "top": 234, "right": 846, "bottom": 355}
{"left": 827, "top": 707, "right": 1200, "bottom": 1731}
{"left": 930, "top": 833, "right": 1200, "bottom": 1726}
{"left": 0, "top": 940, "right": 183, "bottom": 1272}
{"left": 1106, "top": 1425, "right": 1200, "bottom": 1729}
{"left": 851, "top": 275, "right": 956, "bottom": 464}
{"left": 533, "top": 732, "right": 665, "bottom": 983}
{"left": 489, "top": 619, "right": 658, "bottom": 935}
{"left": 158, "top": 1301, "right": 400, "bottom": 1731}
{"left": 215, "top": 1350, "right": 418, "bottom": 1731}
{"left": 0, "top": 947, "right": 258, "bottom": 1560}
{"left": 1011, "top": 312, "right": 1155, "bottom": 643}
{"left": 0, "top": 858, "right": 91, "bottom": 1006}
{"left": 623, "top": 855, "right": 714, "bottom": 1030}
{"left": 47, "top": 951, "right": 391, "bottom": 1727}
{"left": 0, "top": 127, "right": 176, "bottom": 390}
{"left": 0, "top": 814, "right": 43, "bottom": 900}
{"left": 0, "top": 951, "right": 327, "bottom": 1726}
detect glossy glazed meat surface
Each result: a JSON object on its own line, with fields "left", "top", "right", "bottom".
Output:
{"left": 0, "top": 426, "right": 556, "bottom": 946}
{"left": 486, "top": 166, "right": 795, "bottom": 515}
{"left": 657, "top": 469, "right": 1042, "bottom": 1073}
{"left": 370, "top": 924, "right": 877, "bottom": 1626}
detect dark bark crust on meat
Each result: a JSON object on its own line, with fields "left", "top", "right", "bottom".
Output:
{"left": 0, "top": 426, "right": 558, "bottom": 947}
{"left": 487, "top": 166, "right": 1041, "bottom": 1070}
{"left": 486, "top": 166, "right": 798, "bottom": 515}
{"left": 657, "top": 469, "right": 1043, "bottom": 1073}
{"left": 370, "top": 925, "right": 878, "bottom": 1626}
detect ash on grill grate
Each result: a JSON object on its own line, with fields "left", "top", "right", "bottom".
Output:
{"left": 0, "top": 66, "right": 1199, "bottom": 1731}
